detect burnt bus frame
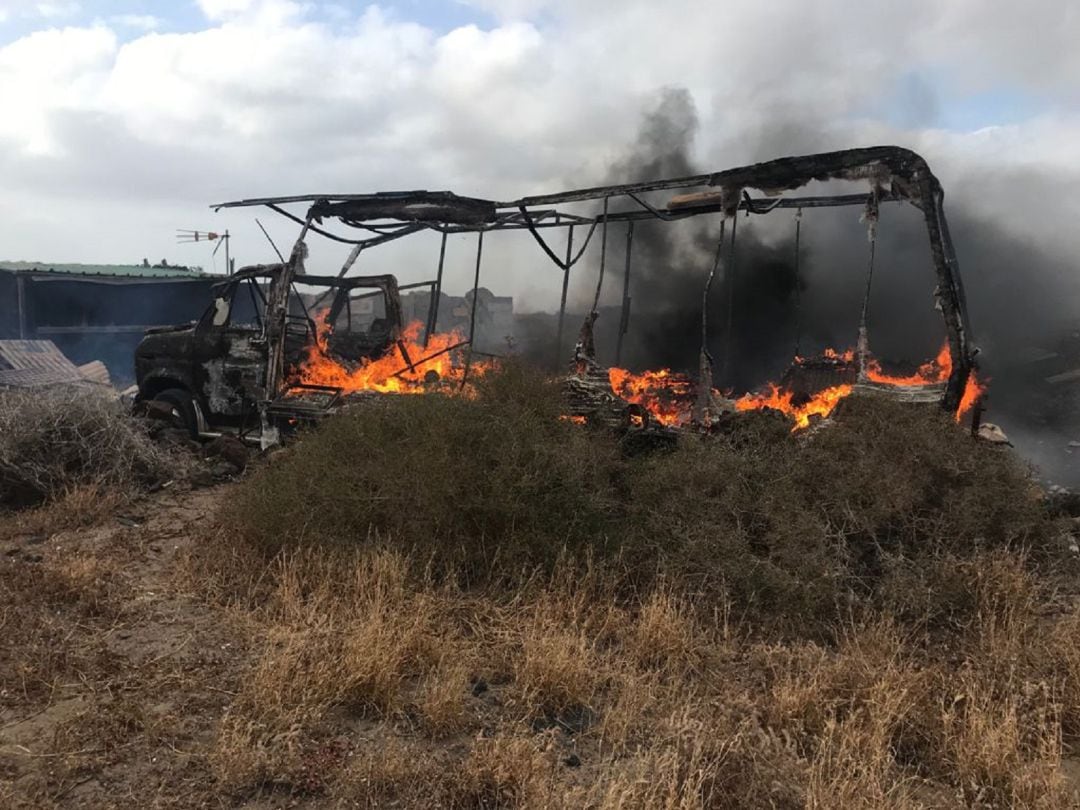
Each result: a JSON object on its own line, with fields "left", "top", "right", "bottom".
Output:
{"left": 214, "top": 146, "right": 973, "bottom": 414}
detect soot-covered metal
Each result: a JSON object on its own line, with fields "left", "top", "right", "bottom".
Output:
{"left": 139, "top": 145, "right": 973, "bottom": 446}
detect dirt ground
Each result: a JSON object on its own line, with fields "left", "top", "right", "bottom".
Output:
{"left": 1, "top": 483, "right": 247, "bottom": 808}
{"left": 5, "top": 430, "right": 1080, "bottom": 807}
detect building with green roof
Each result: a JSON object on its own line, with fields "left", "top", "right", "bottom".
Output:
{"left": 0, "top": 261, "right": 220, "bottom": 382}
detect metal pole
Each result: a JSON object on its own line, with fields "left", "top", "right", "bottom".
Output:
{"left": 555, "top": 225, "right": 574, "bottom": 370}
{"left": 16, "top": 275, "right": 27, "bottom": 339}
{"left": 590, "top": 196, "right": 610, "bottom": 314}
{"left": 425, "top": 232, "right": 448, "bottom": 348}
{"left": 693, "top": 222, "right": 727, "bottom": 424}
{"left": 461, "top": 231, "right": 484, "bottom": 386}
{"left": 856, "top": 194, "right": 879, "bottom": 381}
{"left": 260, "top": 218, "right": 311, "bottom": 448}
{"left": 702, "top": 220, "right": 726, "bottom": 352}
{"left": 256, "top": 218, "right": 286, "bottom": 265}
{"left": 225, "top": 230, "right": 231, "bottom": 276}
{"left": 721, "top": 213, "right": 738, "bottom": 386}
{"left": 266, "top": 220, "right": 311, "bottom": 390}
{"left": 792, "top": 209, "right": 802, "bottom": 358}
{"left": 615, "top": 221, "right": 634, "bottom": 366}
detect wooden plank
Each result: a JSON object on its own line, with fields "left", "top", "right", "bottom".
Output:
{"left": 77, "top": 361, "right": 112, "bottom": 386}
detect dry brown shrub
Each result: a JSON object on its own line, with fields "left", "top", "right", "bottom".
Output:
{"left": 447, "top": 734, "right": 554, "bottom": 808}
{"left": 223, "top": 366, "right": 621, "bottom": 579}
{"left": 415, "top": 658, "right": 476, "bottom": 738}
{"left": 0, "top": 484, "right": 127, "bottom": 543}
{"left": 211, "top": 549, "right": 456, "bottom": 792}
{"left": 882, "top": 548, "right": 1042, "bottom": 639}
{"left": 223, "top": 369, "right": 1069, "bottom": 638}
{"left": 624, "top": 585, "right": 705, "bottom": 677}
{"left": 512, "top": 611, "right": 606, "bottom": 726}
{"left": 936, "top": 670, "right": 1068, "bottom": 807}
{"left": 1042, "top": 612, "right": 1080, "bottom": 744}
{"left": 178, "top": 381, "right": 1080, "bottom": 806}
{"left": 0, "top": 386, "right": 180, "bottom": 509}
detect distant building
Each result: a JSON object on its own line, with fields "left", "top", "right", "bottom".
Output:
{"left": 401, "top": 288, "right": 514, "bottom": 354}
{"left": 0, "top": 261, "right": 219, "bottom": 382}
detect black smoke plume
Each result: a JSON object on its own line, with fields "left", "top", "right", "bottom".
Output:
{"left": 569, "top": 87, "right": 811, "bottom": 392}
{"left": 518, "top": 87, "right": 1080, "bottom": 483}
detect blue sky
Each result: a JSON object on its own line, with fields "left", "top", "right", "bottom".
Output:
{"left": 873, "top": 70, "right": 1051, "bottom": 132}
{"left": 0, "top": 1, "right": 495, "bottom": 39}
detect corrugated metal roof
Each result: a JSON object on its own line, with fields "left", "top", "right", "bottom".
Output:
{"left": 0, "top": 340, "right": 83, "bottom": 387}
{"left": 0, "top": 261, "right": 212, "bottom": 279}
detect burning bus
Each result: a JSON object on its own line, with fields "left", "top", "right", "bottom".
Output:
{"left": 133, "top": 146, "right": 983, "bottom": 446}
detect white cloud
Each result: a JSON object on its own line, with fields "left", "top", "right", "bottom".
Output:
{"left": 196, "top": 0, "right": 255, "bottom": 19}
{"left": 196, "top": 0, "right": 300, "bottom": 22}
{"left": 109, "top": 14, "right": 161, "bottom": 31}
{"left": 0, "top": 25, "right": 116, "bottom": 154}
{"left": 458, "top": 0, "right": 552, "bottom": 20}
{"left": 0, "top": 0, "right": 79, "bottom": 20}
{"left": 34, "top": 1, "right": 80, "bottom": 17}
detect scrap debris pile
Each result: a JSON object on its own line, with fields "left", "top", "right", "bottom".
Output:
{"left": 162, "top": 146, "right": 985, "bottom": 447}
{"left": 0, "top": 147, "right": 993, "bottom": 455}
{"left": 0, "top": 313, "right": 986, "bottom": 449}
{"left": 565, "top": 316, "right": 987, "bottom": 435}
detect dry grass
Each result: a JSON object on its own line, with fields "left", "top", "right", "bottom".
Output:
{"left": 7, "top": 365, "right": 1080, "bottom": 806}
{"left": 179, "top": 540, "right": 1080, "bottom": 807}
{"left": 415, "top": 658, "right": 475, "bottom": 738}
{"left": 184, "top": 367, "right": 1080, "bottom": 806}
{"left": 0, "top": 549, "right": 126, "bottom": 705}
{"left": 0, "top": 484, "right": 128, "bottom": 544}
{"left": 208, "top": 548, "right": 453, "bottom": 792}
{"left": 219, "top": 367, "right": 1069, "bottom": 634}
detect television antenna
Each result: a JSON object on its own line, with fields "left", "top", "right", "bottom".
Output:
{"left": 177, "top": 229, "right": 233, "bottom": 275}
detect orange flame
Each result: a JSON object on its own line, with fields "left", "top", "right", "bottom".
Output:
{"left": 291, "top": 316, "right": 489, "bottom": 393}
{"left": 957, "top": 373, "right": 986, "bottom": 419}
{"left": 865, "top": 343, "right": 951, "bottom": 386}
{"left": 864, "top": 342, "right": 986, "bottom": 422}
{"left": 735, "top": 383, "right": 855, "bottom": 431}
{"left": 605, "top": 340, "right": 986, "bottom": 432}
{"left": 608, "top": 367, "right": 694, "bottom": 427}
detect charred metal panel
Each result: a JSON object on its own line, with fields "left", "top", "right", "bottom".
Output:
{"left": 309, "top": 192, "right": 496, "bottom": 226}
{"left": 134, "top": 255, "right": 408, "bottom": 442}
{"left": 202, "top": 332, "right": 266, "bottom": 416}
